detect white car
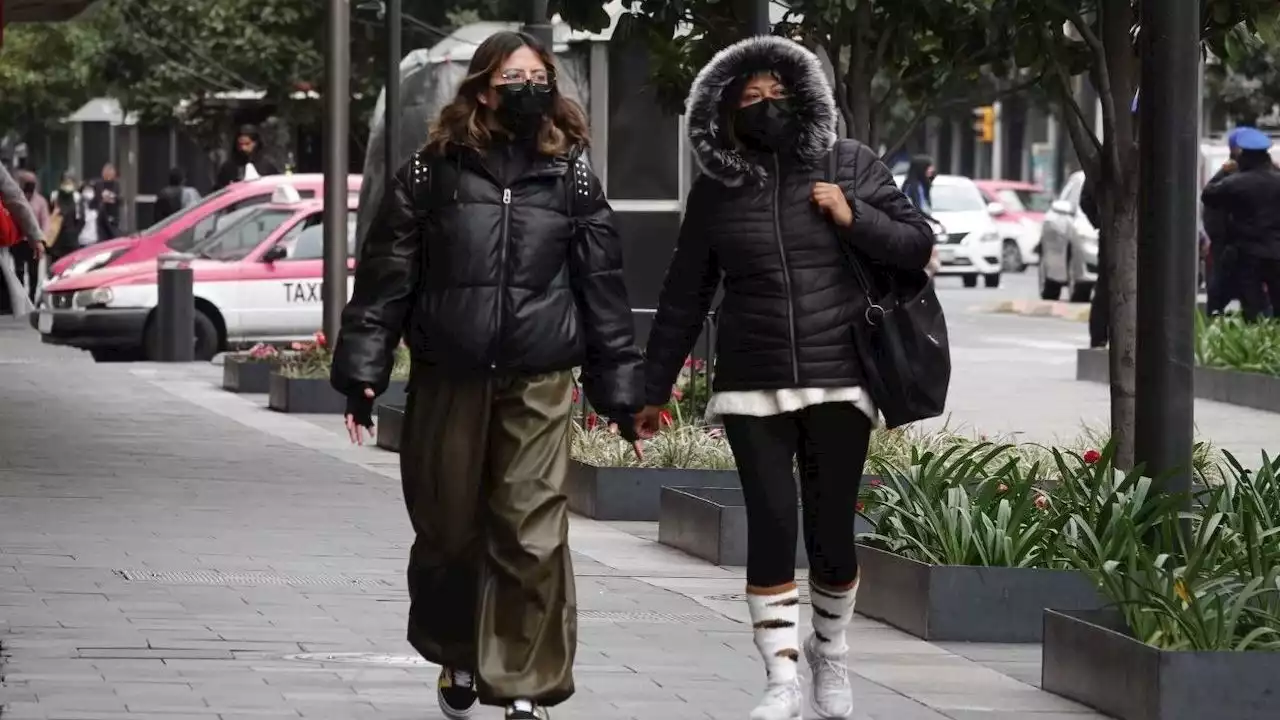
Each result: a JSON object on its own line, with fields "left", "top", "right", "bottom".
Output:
{"left": 1038, "top": 171, "right": 1099, "bottom": 302}
{"left": 897, "top": 174, "right": 1003, "bottom": 287}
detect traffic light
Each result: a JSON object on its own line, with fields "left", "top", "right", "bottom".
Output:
{"left": 973, "top": 106, "right": 995, "bottom": 143}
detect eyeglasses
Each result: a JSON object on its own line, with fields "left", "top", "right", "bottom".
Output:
{"left": 498, "top": 68, "right": 551, "bottom": 85}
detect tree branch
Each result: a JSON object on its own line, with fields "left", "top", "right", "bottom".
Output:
{"left": 1069, "top": 7, "right": 1122, "bottom": 179}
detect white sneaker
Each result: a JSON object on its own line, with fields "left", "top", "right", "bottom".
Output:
{"left": 804, "top": 634, "right": 853, "bottom": 718}
{"left": 749, "top": 678, "right": 802, "bottom": 720}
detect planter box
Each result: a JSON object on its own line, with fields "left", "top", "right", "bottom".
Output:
{"left": 566, "top": 461, "right": 739, "bottom": 521}
{"left": 658, "top": 485, "right": 878, "bottom": 567}
{"left": 222, "top": 357, "right": 275, "bottom": 393}
{"left": 268, "top": 373, "right": 407, "bottom": 414}
{"left": 855, "top": 544, "right": 1103, "bottom": 643}
{"left": 376, "top": 403, "right": 405, "bottom": 453}
{"left": 1078, "top": 347, "right": 1280, "bottom": 413}
{"left": 1043, "top": 609, "right": 1280, "bottom": 720}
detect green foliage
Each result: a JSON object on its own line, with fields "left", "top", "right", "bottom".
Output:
{"left": 1195, "top": 311, "right": 1280, "bottom": 377}
{"left": 0, "top": 20, "right": 105, "bottom": 136}
{"left": 1206, "top": 39, "right": 1280, "bottom": 127}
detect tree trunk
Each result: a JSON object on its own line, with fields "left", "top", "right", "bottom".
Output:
{"left": 1104, "top": 177, "right": 1139, "bottom": 470}
{"left": 842, "top": 0, "right": 875, "bottom": 143}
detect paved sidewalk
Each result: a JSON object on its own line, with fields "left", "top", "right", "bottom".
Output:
{"left": 0, "top": 322, "right": 1105, "bottom": 720}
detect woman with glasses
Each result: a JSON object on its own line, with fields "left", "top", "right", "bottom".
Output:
{"left": 330, "top": 31, "right": 642, "bottom": 720}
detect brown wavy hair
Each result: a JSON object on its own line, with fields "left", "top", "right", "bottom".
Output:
{"left": 426, "top": 31, "right": 590, "bottom": 157}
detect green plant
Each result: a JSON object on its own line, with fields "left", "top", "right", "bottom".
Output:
{"left": 570, "top": 423, "right": 735, "bottom": 470}
{"left": 1195, "top": 311, "right": 1280, "bottom": 377}
{"left": 859, "top": 444, "right": 1064, "bottom": 568}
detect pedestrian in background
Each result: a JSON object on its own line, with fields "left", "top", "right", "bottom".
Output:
{"left": 637, "top": 36, "right": 934, "bottom": 720}
{"left": 1204, "top": 127, "right": 1259, "bottom": 316}
{"left": 0, "top": 161, "right": 45, "bottom": 316}
{"left": 331, "top": 31, "right": 642, "bottom": 720}
{"left": 48, "top": 170, "right": 83, "bottom": 262}
{"left": 10, "top": 171, "right": 49, "bottom": 301}
{"left": 89, "top": 163, "right": 121, "bottom": 241}
{"left": 1202, "top": 127, "right": 1280, "bottom": 320}
{"left": 901, "top": 154, "right": 935, "bottom": 214}
{"left": 153, "top": 167, "right": 201, "bottom": 222}
{"left": 1078, "top": 176, "right": 1108, "bottom": 347}
{"left": 214, "top": 125, "right": 280, "bottom": 191}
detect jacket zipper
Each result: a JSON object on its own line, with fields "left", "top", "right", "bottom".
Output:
{"left": 771, "top": 154, "right": 800, "bottom": 385}
{"left": 491, "top": 187, "right": 513, "bottom": 369}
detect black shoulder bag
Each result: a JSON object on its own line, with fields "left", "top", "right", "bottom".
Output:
{"left": 827, "top": 145, "right": 951, "bottom": 428}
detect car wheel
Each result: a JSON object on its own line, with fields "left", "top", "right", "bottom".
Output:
{"left": 144, "top": 309, "right": 221, "bottom": 362}
{"left": 984, "top": 273, "right": 1001, "bottom": 288}
{"left": 1001, "top": 240, "right": 1025, "bottom": 273}
{"left": 1039, "top": 258, "right": 1063, "bottom": 301}
{"left": 962, "top": 274, "right": 978, "bottom": 288}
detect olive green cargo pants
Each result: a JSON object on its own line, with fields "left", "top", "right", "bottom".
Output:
{"left": 399, "top": 366, "right": 577, "bottom": 707}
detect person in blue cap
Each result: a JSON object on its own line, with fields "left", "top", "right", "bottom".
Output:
{"left": 1202, "top": 127, "right": 1280, "bottom": 320}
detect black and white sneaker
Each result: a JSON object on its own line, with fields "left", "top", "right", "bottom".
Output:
{"left": 436, "top": 668, "right": 478, "bottom": 719}
{"left": 505, "top": 699, "right": 548, "bottom": 719}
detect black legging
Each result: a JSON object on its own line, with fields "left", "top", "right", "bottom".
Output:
{"left": 721, "top": 402, "right": 872, "bottom": 589}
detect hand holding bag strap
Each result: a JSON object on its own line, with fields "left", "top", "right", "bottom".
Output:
{"left": 827, "top": 142, "right": 884, "bottom": 324}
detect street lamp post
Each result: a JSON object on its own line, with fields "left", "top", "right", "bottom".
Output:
{"left": 322, "top": 0, "right": 351, "bottom": 346}
{"left": 748, "top": 0, "right": 769, "bottom": 35}
{"left": 385, "top": 0, "right": 402, "bottom": 205}
{"left": 1134, "top": 1, "right": 1199, "bottom": 509}
{"left": 524, "top": 0, "right": 553, "bottom": 48}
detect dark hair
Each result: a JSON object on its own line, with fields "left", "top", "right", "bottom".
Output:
{"left": 1239, "top": 149, "right": 1273, "bottom": 172}
{"left": 426, "top": 31, "right": 589, "bottom": 157}
{"left": 168, "top": 167, "right": 185, "bottom": 185}
{"left": 902, "top": 154, "right": 935, "bottom": 208}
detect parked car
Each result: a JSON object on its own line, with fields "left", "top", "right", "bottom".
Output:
{"left": 1038, "top": 170, "right": 1098, "bottom": 302}
{"left": 34, "top": 186, "right": 357, "bottom": 362}
{"left": 48, "top": 174, "right": 363, "bottom": 281}
{"left": 975, "top": 179, "right": 1052, "bottom": 272}
{"left": 896, "top": 174, "right": 1003, "bottom": 288}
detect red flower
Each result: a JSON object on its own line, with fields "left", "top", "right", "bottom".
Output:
{"left": 997, "top": 483, "right": 1009, "bottom": 494}
{"left": 671, "top": 387, "right": 684, "bottom": 401}
{"left": 1083, "top": 449, "right": 1102, "bottom": 465}
{"left": 572, "top": 386, "right": 581, "bottom": 404}
{"left": 313, "top": 331, "right": 327, "bottom": 348}
{"left": 1034, "top": 495, "right": 1049, "bottom": 510}
{"left": 868, "top": 477, "right": 883, "bottom": 487}
{"left": 586, "top": 413, "right": 599, "bottom": 430}
{"left": 659, "top": 409, "right": 674, "bottom": 427}
{"left": 856, "top": 501, "right": 866, "bottom": 513}
{"left": 683, "top": 356, "right": 694, "bottom": 368}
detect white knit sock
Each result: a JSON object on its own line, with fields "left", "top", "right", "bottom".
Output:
{"left": 747, "top": 586, "right": 801, "bottom": 684}
{"left": 809, "top": 579, "right": 858, "bottom": 657}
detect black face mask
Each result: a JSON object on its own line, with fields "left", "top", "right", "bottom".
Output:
{"left": 733, "top": 98, "right": 797, "bottom": 152}
{"left": 494, "top": 82, "right": 554, "bottom": 139}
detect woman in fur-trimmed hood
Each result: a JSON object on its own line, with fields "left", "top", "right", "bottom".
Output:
{"left": 634, "top": 36, "right": 935, "bottom": 720}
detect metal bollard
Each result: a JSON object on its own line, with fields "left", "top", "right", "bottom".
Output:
{"left": 155, "top": 253, "right": 195, "bottom": 362}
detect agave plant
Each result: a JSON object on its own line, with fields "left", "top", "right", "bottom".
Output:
{"left": 859, "top": 444, "right": 1065, "bottom": 568}
{"left": 569, "top": 423, "right": 736, "bottom": 470}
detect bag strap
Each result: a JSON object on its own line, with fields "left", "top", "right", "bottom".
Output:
{"left": 825, "top": 142, "right": 875, "bottom": 298}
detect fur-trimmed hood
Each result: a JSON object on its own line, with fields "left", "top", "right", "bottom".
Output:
{"left": 685, "top": 36, "right": 838, "bottom": 188}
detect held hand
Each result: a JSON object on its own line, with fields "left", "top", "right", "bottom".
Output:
{"left": 812, "top": 182, "right": 853, "bottom": 228}
{"left": 633, "top": 405, "right": 665, "bottom": 440}
{"left": 344, "top": 387, "right": 376, "bottom": 445}
{"left": 28, "top": 238, "right": 44, "bottom": 259}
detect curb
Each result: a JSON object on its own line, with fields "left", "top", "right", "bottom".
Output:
{"left": 985, "top": 300, "right": 1091, "bottom": 322}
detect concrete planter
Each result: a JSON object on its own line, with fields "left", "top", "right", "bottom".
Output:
{"left": 222, "top": 357, "right": 275, "bottom": 393}
{"left": 854, "top": 544, "right": 1104, "bottom": 642}
{"left": 658, "top": 485, "right": 879, "bottom": 567}
{"left": 376, "top": 403, "right": 405, "bottom": 453}
{"left": 268, "top": 373, "right": 406, "bottom": 414}
{"left": 566, "top": 461, "right": 739, "bottom": 521}
{"left": 1078, "top": 347, "right": 1280, "bottom": 413}
{"left": 1042, "top": 609, "right": 1280, "bottom": 720}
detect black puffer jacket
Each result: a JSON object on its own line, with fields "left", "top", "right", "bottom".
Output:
{"left": 1201, "top": 159, "right": 1280, "bottom": 260}
{"left": 331, "top": 142, "right": 643, "bottom": 417}
{"left": 644, "top": 36, "right": 935, "bottom": 406}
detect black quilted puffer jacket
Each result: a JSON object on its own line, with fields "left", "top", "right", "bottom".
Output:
{"left": 331, "top": 142, "right": 643, "bottom": 418}
{"left": 644, "top": 36, "right": 936, "bottom": 406}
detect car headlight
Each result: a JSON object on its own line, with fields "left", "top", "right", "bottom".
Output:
{"left": 74, "top": 287, "right": 114, "bottom": 308}
{"left": 969, "top": 231, "right": 999, "bottom": 246}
